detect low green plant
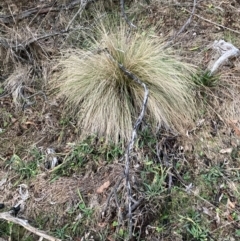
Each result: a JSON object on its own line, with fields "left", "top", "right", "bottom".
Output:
{"left": 53, "top": 224, "right": 69, "bottom": 239}
{"left": 137, "top": 127, "right": 158, "bottom": 149}
{"left": 179, "top": 211, "right": 210, "bottom": 241}
{"left": 52, "top": 136, "right": 123, "bottom": 176}
{"left": 54, "top": 14, "right": 196, "bottom": 143}
{"left": 0, "top": 221, "right": 10, "bottom": 238}
{"left": 51, "top": 190, "right": 94, "bottom": 239}
{"left": 6, "top": 154, "right": 40, "bottom": 180}
{"left": 141, "top": 161, "right": 168, "bottom": 200}
{"left": 192, "top": 69, "right": 219, "bottom": 88}
{"left": 202, "top": 165, "right": 224, "bottom": 183}
{"left": 235, "top": 229, "right": 240, "bottom": 237}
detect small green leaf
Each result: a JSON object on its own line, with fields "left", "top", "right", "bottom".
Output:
{"left": 118, "top": 228, "right": 124, "bottom": 236}
{"left": 145, "top": 160, "right": 153, "bottom": 165}
{"left": 112, "top": 221, "right": 118, "bottom": 227}
{"left": 235, "top": 229, "right": 240, "bottom": 237}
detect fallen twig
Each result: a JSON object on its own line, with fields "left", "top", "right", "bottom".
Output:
{"left": 0, "top": 0, "right": 95, "bottom": 24}
{"left": 66, "top": 0, "right": 88, "bottom": 32}
{"left": 104, "top": 48, "right": 149, "bottom": 239}
{"left": 0, "top": 212, "right": 61, "bottom": 241}
{"left": 101, "top": 176, "right": 124, "bottom": 218}
{"left": 120, "top": 0, "right": 136, "bottom": 28}
{"left": 175, "top": 0, "right": 197, "bottom": 37}
{"left": 184, "top": 9, "right": 240, "bottom": 35}
{"left": 165, "top": 0, "right": 197, "bottom": 48}
{"left": 0, "top": 0, "right": 96, "bottom": 63}
{"left": 114, "top": 183, "right": 123, "bottom": 224}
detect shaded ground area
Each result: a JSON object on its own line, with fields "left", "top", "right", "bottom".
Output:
{"left": 1, "top": 0, "right": 240, "bottom": 240}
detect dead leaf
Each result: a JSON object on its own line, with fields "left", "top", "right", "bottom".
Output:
{"left": 98, "top": 222, "right": 107, "bottom": 228}
{"left": 228, "top": 119, "right": 240, "bottom": 136}
{"left": 96, "top": 181, "right": 110, "bottom": 194}
{"left": 196, "top": 119, "right": 205, "bottom": 126}
{"left": 220, "top": 148, "right": 232, "bottom": 154}
{"left": 227, "top": 214, "right": 234, "bottom": 222}
{"left": 227, "top": 198, "right": 236, "bottom": 209}
{"left": 25, "top": 121, "right": 36, "bottom": 126}
{"left": 74, "top": 238, "right": 81, "bottom": 241}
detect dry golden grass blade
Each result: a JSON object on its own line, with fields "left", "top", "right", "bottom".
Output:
{"left": 53, "top": 16, "right": 197, "bottom": 143}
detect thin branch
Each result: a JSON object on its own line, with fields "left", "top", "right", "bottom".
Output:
{"left": 0, "top": 0, "right": 96, "bottom": 24}
{"left": 120, "top": 0, "right": 136, "bottom": 29}
{"left": 175, "top": 0, "right": 197, "bottom": 37}
{"left": 101, "top": 176, "right": 124, "bottom": 218}
{"left": 0, "top": 212, "right": 61, "bottom": 241}
{"left": 0, "top": 28, "right": 84, "bottom": 54}
{"left": 185, "top": 9, "right": 240, "bottom": 35}
{"left": 114, "top": 186, "right": 123, "bottom": 224}
{"left": 126, "top": 198, "right": 143, "bottom": 217}
{"left": 65, "top": 0, "right": 88, "bottom": 32}
{"left": 104, "top": 48, "right": 149, "bottom": 239}
{"left": 165, "top": 0, "right": 197, "bottom": 48}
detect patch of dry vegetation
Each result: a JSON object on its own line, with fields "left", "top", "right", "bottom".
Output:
{"left": 2, "top": 0, "right": 240, "bottom": 241}
{"left": 54, "top": 16, "right": 196, "bottom": 143}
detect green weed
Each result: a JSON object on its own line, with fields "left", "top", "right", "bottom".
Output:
{"left": 6, "top": 154, "right": 40, "bottom": 180}
{"left": 52, "top": 136, "right": 123, "bottom": 177}
{"left": 179, "top": 211, "right": 210, "bottom": 241}
{"left": 192, "top": 69, "right": 220, "bottom": 88}
{"left": 141, "top": 161, "right": 167, "bottom": 200}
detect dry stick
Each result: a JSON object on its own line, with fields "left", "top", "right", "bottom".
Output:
{"left": 105, "top": 49, "right": 149, "bottom": 239}
{"left": 0, "top": 1, "right": 98, "bottom": 55}
{"left": 102, "top": 176, "right": 124, "bottom": 218}
{"left": 0, "top": 212, "right": 61, "bottom": 241}
{"left": 0, "top": 0, "right": 93, "bottom": 24}
{"left": 185, "top": 10, "right": 240, "bottom": 35}
{"left": 164, "top": 0, "right": 197, "bottom": 48}
{"left": 0, "top": 28, "right": 84, "bottom": 52}
{"left": 113, "top": 187, "right": 124, "bottom": 234}
{"left": 120, "top": 0, "right": 136, "bottom": 28}
{"left": 0, "top": 1, "right": 92, "bottom": 49}
{"left": 176, "top": 0, "right": 197, "bottom": 37}
{"left": 124, "top": 76, "right": 148, "bottom": 239}
{"left": 65, "top": 0, "right": 88, "bottom": 32}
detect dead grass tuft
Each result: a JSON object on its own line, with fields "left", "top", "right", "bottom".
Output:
{"left": 53, "top": 16, "right": 197, "bottom": 143}
{"left": 3, "top": 66, "right": 33, "bottom": 109}
{"left": 213, "top": 68, "right": 240, "bottom": 122}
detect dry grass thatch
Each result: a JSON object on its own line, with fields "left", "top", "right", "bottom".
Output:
{"left": 53, "top": 16, "right": 197, "bottom": 143}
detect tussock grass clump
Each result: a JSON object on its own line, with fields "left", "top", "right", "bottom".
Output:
{"left": 55, "top": 19, "right": 196, "bottom": 143}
